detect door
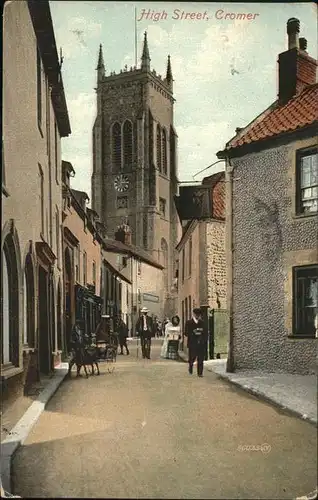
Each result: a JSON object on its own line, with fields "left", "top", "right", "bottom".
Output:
{"left": 38, "top": 266, "right": 51, "bottom": 374}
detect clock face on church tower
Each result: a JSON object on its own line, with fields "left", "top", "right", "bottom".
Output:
{"left": 114, "top": 174, "right": 130, "bottom": 192}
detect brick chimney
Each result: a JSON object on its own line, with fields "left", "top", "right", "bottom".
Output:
{"left": 114, "top": 223, "right": 132, "bottom": 246}
{"left": 278, "top": 18, "right": 317, "bottom": 103}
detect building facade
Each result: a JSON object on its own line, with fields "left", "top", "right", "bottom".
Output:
{"left": 62, "top": 162, "right": 104, "bottom": 350}
{"left": 2, "top": 0, "right": 71, "bottom": 403}
{"left": 102, "top": 224, "right": 164, "bottom": 334}
{"left": 91, "top": 34, "right": 180, "bottom": 316}
{"left": 218, "top": 18, "right": 318, "bottom": 374}
{"left": 175, "top": 173, "right": 226, "bottom": 358}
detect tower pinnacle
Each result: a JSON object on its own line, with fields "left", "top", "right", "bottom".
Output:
{"left": 141, "top": 31, "right": 151, "bottom": 72}
{"left": 96, "top": 44, "right": 105, "bottom": 82}
{"left": 166, "top": 54, "right": 173, "bottom": 90}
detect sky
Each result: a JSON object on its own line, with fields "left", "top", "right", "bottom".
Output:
{"left": 50, "top": 1, "right": 317, "bottom": 195}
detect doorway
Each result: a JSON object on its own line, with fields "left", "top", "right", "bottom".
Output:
{"left": 38, "top": 265, "right": 51, "bottom": 374}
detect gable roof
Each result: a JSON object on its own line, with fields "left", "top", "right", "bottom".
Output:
{"left": 219, "top": 83, "right": 318, "bottom": 154}
{"left": 103, "top": 238, "right": 164, "bottom": 270}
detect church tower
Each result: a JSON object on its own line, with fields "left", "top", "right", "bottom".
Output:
{"left": 92, "top": 34, "right": 180, "bottom": 316}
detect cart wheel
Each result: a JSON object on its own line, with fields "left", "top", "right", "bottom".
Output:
{"left": 106, "top": 347, "right": 116, "bottom": 373}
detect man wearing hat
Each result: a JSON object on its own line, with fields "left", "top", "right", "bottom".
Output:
{"left": 135, "top": 307, "right": 154, "bottom": 359}
{"left": 184, "top": 308, "right": 208, "bottom": 377}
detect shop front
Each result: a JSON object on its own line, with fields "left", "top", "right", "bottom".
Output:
{"left": 75, "top": 284, "right": 102, "bottom": 336}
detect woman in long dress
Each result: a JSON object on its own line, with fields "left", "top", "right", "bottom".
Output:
{"left": 160, "top": 315, "right": 181, "bottom": 359}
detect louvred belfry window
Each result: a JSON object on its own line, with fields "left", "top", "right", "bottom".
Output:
{"left": 112, "top": 122, "right": 122, "bottom": 169}
{"left": 156, "top": 125, "right": 162, "bottom": 172}
{"left": 123, "top": 120, "right": 133, "bottom": 170}
{"left": 162, "top": 128, "right": 167, "bottom": 175}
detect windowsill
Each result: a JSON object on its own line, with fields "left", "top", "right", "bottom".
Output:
{"left": 293, "top": 212, "right": 318, "bottom": 220}
{"left": 2, "top": 183, "right": 10, "bottom": 197}
{"left": 287, "top": 335, "right": 317, "bottom": 340}
{"left": 1, "top": 365, "right": 24, "bottom": 380}
{"left": 38, "top": 122, "right": 44, "bottom": 138}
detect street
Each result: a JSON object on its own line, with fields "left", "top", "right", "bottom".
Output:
{"left": 12, "top": 340, "right": 317, "bottom": 499}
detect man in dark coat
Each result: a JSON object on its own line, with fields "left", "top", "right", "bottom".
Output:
{"left": 115, "top": 313, "right": 129, "bottom": 355}
{"left": 184, "top": 308, "right": 208, "bottom": 377}
{"left": 135, "top": 307, "right": 154, "bottom": 359}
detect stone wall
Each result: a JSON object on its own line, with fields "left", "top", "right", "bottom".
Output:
{"left": 206, "top": 221, "right": 226, "bottom": 309}
{"left": 231, "top": 137, "right": 317, "bottom": 374}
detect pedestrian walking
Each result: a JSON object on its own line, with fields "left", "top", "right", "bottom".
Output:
{"left": 160, "top": 315, "right": 181, "bottom": 359}
{"left": 135, "top": 307, "right": 154, "bottom": 359}
{"left": 184, "top": 308, "right": 208, "bottom": 377}
{"left": 115, "top": 312, "right": 130, "bottom": 355}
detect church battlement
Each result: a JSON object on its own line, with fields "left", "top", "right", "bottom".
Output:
{"left": 96, "top": 32, "right": 174, "bottom": 99}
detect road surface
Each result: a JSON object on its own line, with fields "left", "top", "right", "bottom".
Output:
{"left": 12, "top": 339, "right": 317, "bottom": 499}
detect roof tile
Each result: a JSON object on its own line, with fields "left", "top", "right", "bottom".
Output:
{"left": 228, "top": 84, "right": 318, "bottom": 150}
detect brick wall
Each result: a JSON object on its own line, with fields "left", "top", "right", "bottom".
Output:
{"left": 230, "top": 137, "right": 317, "bottom": 374}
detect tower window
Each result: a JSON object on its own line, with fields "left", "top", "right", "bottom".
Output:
{"left": 112, "top": 122, "right": 122, "bottom": 169}
{"left": 117, "top": 196, "right": 128, "bottom": 209}
{"left": 162, "top": 128, "right": 167, "bottom": 175}
{"left": 123, "top": 120, "right": 133, "bottom": 170}
{"left": 156, "top": 125, "right": 162, "bottom": 173}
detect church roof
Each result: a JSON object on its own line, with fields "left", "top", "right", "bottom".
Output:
{"left": 103, "top": 238, "right": 164, "bottom": 270}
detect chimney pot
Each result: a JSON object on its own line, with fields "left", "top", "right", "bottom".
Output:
{"left": 278, "top": 18, "right": 317, "bottom": 103}
{"left": 299, "top": 37, "right": 308, "bottom": 51}
{"left": 287, "top": 18, "right": 300, "bottom": 34}
{"left": 287, "top": 18, "right": 300, "bottom": 50}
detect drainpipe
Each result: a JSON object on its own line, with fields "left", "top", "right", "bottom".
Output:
{"left": 225, "top": 156, "right": 235, "bottom": 372}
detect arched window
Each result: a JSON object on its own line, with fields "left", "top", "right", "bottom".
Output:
{"left": 123, "top": 120, "right": 133, "bottom": 170}
{"left": 162, "top": 128, "right": 167, "bottom": 175}
{"left": 156, "top": 125, "right": 162, "bottom": 172}
{"left": 161, "top": 238, "right": 168, "bottom": 292}
{"left": 112, "top": 122, "right": 121, "bottom": 169}
{"left": 24, "top": 254, "right": 35, "bottom": 347}
{"left": 2, "top": 236, "right": 19, "bottom": 366}
{"left": 2, "top": 249, "right": 10, "bottom": 363}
